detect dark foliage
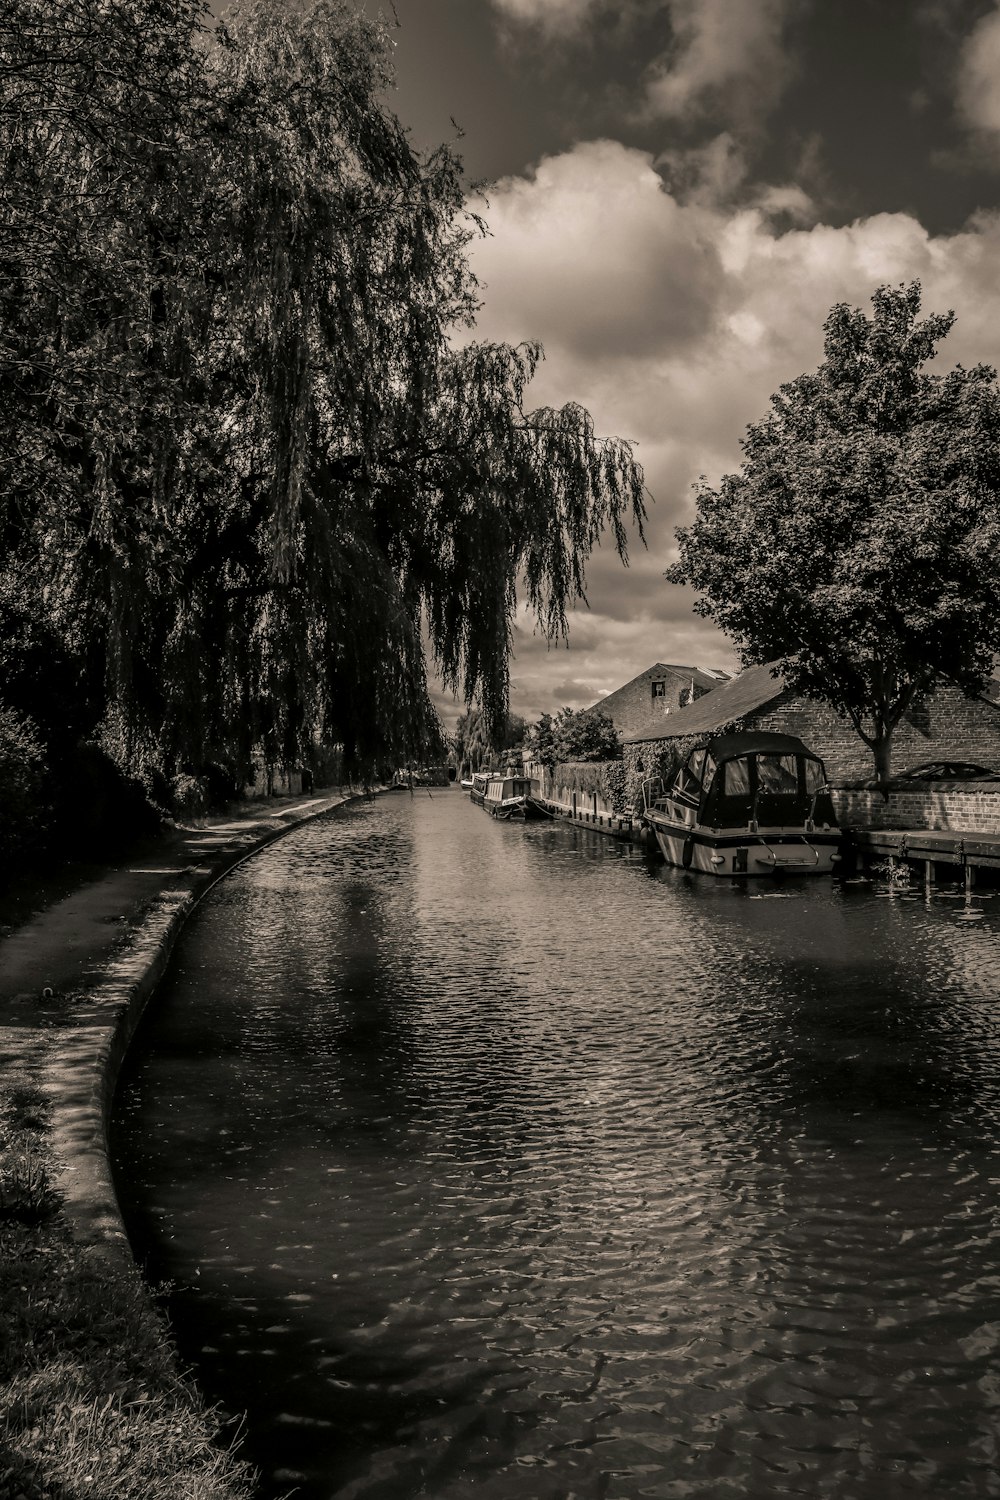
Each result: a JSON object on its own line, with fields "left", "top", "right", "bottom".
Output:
{"left": 668, "top": 283, "right": 1000, "bottom": 778}
{"left": 1, "top": 0, "right": 645, "bottom": 798}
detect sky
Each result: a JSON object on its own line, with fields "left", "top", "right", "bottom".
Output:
{"left": 369, "top": 0, "right": 1000, "bottom": 725}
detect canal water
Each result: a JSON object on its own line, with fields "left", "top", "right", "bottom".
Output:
{"left": 112, "top": 791, "right": 1000, "bottom": 1500}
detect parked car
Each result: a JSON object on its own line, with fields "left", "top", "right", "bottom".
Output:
{"left": 892, "top": 760, "right": 1000, "bottom": 781}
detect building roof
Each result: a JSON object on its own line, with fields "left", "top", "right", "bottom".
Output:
{"left": 624, "top": 662, "right": 786, "bottom": 743}
{"left": 588, "top": 662, "right": 727, "bottom": 716}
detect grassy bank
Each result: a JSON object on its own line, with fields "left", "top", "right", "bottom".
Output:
{"left": 0, "top": 1073, "right": 257, "bottom": 1500}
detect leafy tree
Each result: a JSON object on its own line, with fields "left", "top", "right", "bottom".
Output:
{"left": 454, "top": 707, "right": 526, "bottom": 774}
{"left": 1, "top": 0, "right": 646, "bottom": 788}
{"left": 667, "top": 283, "right": 1000, "bottom": 778}
{"left": 0, "top": 705, "right": 49, "bottom": 864}
{"left": 557, "top": 707, "right": 621, "bottom": 762}
{"left": 527, "top": 712, "right": 559, "bottom": 769}
{"left": 528, "top": 706, "right": 620, "bottom": 765}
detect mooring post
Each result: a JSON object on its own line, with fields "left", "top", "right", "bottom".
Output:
{"left": 924, "top": 859, "right": 934, "bottom": 892}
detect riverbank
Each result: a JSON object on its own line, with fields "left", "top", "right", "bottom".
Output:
{"left": 0, "top": 789, "right": 357, "bottom": 1499}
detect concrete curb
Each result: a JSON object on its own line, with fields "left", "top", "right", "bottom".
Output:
{"left": 42, "top": 790, "right": 358, "bottom": 1275}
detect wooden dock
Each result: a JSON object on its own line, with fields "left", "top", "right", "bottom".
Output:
{"left": 849, "top": 827, "right": 1000, "bottom": 887}
{"left": 535, "top": 804, "right": 1000, "bottom": 881}
{"left": 540, "top": 801, "right": 637, "bottom": 840}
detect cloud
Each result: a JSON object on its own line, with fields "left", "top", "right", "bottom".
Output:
{"left": 462, "top": 138, "right": 1000, "bottom": 722}
{"left": 956, "top": 2, "right": 1000, "bottom": 142}
{"left": 487, "top": 0, "right": 798, "bottom": 130}
{"left": 474, "top": 141, "right": 721, "bottom": 357}
{"left": 642, "top": 0, "right": 796, "bottom": 125}
{"left": 488, "top": 0, "right": 601, "bottom": 34}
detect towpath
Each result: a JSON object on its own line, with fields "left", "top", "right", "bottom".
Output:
{"left": 0, "top": 788, "right": 356, "bottom": 1252}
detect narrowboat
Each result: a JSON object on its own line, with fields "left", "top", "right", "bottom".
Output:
{"left": 641, "top": 731, "right": 840, "bottom": 876}
{"left": 468, "top": 771, "right": 492, "bottom": 805}
{"left": 482, "top": 773, "right": 551, "bottom": 821}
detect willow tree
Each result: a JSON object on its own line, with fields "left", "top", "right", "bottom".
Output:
{"left": 1, "top": 0, "right": 645, "bottom": 782}
{"left": 668, "top": 283, "right": 1000, "bottom": 779}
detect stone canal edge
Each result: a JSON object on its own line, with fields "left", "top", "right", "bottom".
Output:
{"left": 19, "top": 790, "right": 359, "bottom": 1276}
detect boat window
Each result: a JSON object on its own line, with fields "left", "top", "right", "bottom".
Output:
{"left": 688, "top": 748, "right": 707, "bottom": 783}
{"left": 724, "top": 757, "right": 751, "bottom": 795}
{"left": 756, "top": 755, "right": 799, "bottom": 793}
{"left": 672, "top": 763, "right": 701, "bottom": 803}
{"left": 803, "top": 758, "right": 825, "bottom": 792}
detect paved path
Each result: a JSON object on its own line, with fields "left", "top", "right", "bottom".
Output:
{"left": 0, "top": 789, "right": 357, "bottom": 1259}
{"left": 0, "top": 792, "right": 349, "bottom": 1015}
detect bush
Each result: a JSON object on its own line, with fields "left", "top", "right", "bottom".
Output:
{"left": 0, "top": 704, "right": 50, "bottom": 867}
{"left": 170, "top": 773, "right": 208, "bottom": 819}
{"left": 52, "top": 742, "right": 163, "bottom": 857}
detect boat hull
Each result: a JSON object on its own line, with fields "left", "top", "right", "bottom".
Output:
{"left": 647, "top": 814, "right": 840, "bottom": 876}
{"left": 489, "top": 796, "right": 551, "bottom": 821}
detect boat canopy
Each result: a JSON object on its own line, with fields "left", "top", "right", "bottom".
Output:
{"left": 700, "top": 731, "right": 816, "bottom": 762}
{"left": 672, "top": 731, "right": 835, "bottom": 831}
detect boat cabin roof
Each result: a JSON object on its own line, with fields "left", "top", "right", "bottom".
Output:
{"left": 697, "top": 731, "right": 818, "bottom": 764}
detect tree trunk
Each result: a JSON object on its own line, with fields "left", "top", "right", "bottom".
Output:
{"left": 872, "top": 731, "right": 894, "bottom": 783}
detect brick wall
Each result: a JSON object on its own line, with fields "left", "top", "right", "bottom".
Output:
{"left": 835, "top": 785, "right": 1000, "bottom": 834}
{"left": 619, "top": 680, "right": 1000, "bottom": 821}
{"left": 587, "top": 665, "right": 711, "bottom": 741}
{"left": 705, "top": 682, "right": 1000, "bottom": 784}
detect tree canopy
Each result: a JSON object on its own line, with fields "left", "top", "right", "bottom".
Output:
{"left": 1, "top": 0, "right": 645, "bottom": 786}
{"left": 528, "top": 706, "right": 621, "bottom": 766}
{"left": 667, "top": 283, "right": 1000, "bottom": 777}
{"left": 453, "top": 707, "right": 526, "bottom": 775}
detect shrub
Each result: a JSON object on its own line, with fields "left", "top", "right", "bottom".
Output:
{"left": 0, "top": 704, "right": 50, "bottom": 867}
{"left": 53, "top": 742, "right": 164, "bottom": 857}
{"left": 170, "top": 773, "right": 208, "bottom": 819}
{"left": 0, "top": 1147, "right": 58, "bottom": 1226}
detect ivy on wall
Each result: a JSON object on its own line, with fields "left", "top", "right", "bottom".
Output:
{"left": 541, "top": 758, "right": 628, "bottom": 814}
{"left": 620, "top": 718, "right": 750, "bottom": 812}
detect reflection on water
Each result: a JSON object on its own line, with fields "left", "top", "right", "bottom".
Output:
{"left": 112, "top": 793, "right": 1000, "bottom": 1499}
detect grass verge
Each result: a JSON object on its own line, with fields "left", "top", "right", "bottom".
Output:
{"left": 0, "top": 1081, "right": 257, "bottom": 1500}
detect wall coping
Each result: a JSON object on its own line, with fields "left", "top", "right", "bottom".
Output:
{"left": 40, "top": 790, "right": 358, "bottom": 1275}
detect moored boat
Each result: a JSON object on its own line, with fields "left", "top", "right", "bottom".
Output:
{"left": 641, "top": 731, "right": 840, "bottom": 876}
{"left": 482, "top": 773, "right": 552, "bottom": 821}
{"left": 469, "top": 771, "right": 492, "bottom": 805}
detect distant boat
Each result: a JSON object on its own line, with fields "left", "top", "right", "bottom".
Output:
{"left": 468, "top": 771, "right": 492, "bottom": 805}
{"left": 641, "top": 731, "right": 840, "bottom": 876}
{"left": 482, "top": 773, "right": 552, "bottom": 821}
{"left": 460, "top": 777, "right": 475, "bottom": 791}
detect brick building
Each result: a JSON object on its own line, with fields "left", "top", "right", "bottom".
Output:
{"left": 622, "top": 661, "right": 1000, "bottom": 798}
{"left": 585, "top": 662, "right": 728, "bottom": 741}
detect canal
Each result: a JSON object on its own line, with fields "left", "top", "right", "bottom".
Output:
{"left": 112, "top": 789, "right": 1000, "bottom": 1499}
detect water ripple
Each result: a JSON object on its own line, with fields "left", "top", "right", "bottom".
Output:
{"left": 113, "top": 792, "right": 1000, "bottom": 1499}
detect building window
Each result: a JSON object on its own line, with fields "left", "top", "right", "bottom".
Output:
{"left": 652, "top": 679, "right": 666, "bottom": 700}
